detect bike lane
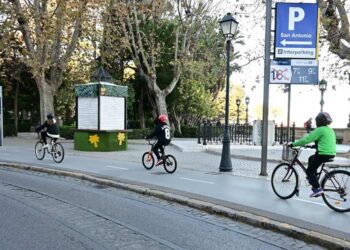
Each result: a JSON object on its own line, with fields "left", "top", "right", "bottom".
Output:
{"left": 0, "top": 141, "right": 349, "bottom": 242}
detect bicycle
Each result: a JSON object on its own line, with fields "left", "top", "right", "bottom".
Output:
{"left": 35, "top": 133, "right": 65, "bottom": 163}
{"left": 271, "top": 144, "right": 350, "bottom": 213}
{"left": 142, "top": 139, "right": 177, "bottom": 173}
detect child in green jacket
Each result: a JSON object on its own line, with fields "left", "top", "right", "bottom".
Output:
{"left": 290, "top": 112, "right": 336, "bottom": 198}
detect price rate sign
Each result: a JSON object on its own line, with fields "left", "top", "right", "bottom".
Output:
{"left": 270, "top": 59, "right": 318, "bottom": 84}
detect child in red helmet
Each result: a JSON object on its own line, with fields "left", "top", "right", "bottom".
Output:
{"left": 146, "top": 114, "right": 171, "bottom": 166}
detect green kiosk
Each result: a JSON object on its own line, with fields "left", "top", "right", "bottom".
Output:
{"left": 74, "top": 67, "right": 128, "bottom": 151}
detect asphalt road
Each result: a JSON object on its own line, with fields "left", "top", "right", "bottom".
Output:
{"left": 0, "top": 141, "right": 349, "bottom": 242}
{"left": 0, "top": 168, "right": 324, "bottom": 250}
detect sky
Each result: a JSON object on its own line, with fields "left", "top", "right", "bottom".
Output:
{"left": 213, "top": 0, "right": 350, "bottom": 128}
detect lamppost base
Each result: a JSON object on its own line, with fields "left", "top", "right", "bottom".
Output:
{"left": 219, "top": 167, "right": 233, "bottom": 172}
{"left": 219, "top": 139, "right": 233, "bottom": 172}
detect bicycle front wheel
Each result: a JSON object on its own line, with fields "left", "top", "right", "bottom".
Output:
{"left": 321, "top": 170, "right": 350, "bottom": 213}
{"left": 163, "top": 155, "right": 177, "bottom": 174}
{"left": 142, "top": 152, "right": 154, "bottom": 170}
{"left": 52, "top": 143, "right": 65, "bottom": 163}
{"left": 271, "top": 163, "right": 298, "bottom": 199}
{"left": 35, "top": 141, "right": 45, "bottom": 160}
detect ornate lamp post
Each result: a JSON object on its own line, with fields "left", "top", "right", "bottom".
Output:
{"left": 236, "top": 98, "right": 241, "bottom": 124}
{"left": 319, "top": 79, "right": 327, "bottom": 112}
{"left": 245, "top": 96, "right": 250, "bottom": 124}
{"left": 219, "top": 13, "right": 238, "bottom": 172}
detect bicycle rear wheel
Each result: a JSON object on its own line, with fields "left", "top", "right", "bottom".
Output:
{"left": 163, "top": 155, "right": 177, "bottom": 174}
{"left": 271, "top": 163, "right": 298, "bottom": 199}
{"left": 321, "top": 170, "right": 350, "bottom": 213}
{"left": 35, "top": 141, "right": 45, "bottom": 160}
{"left": 142, "top": 152, "right": 154, "bottom": 170}
{"left": 52, "top": 143, "right": 65, "bottom": 163}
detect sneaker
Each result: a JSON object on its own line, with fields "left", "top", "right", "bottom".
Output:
{"left": 309, "top": 188, "right": 324, "bottom": 198}
{"left": 42, "top": 144, "right": 49, "bottom": 149}
{"left": 155, "top": 159, "right": 163, "bottom": 166}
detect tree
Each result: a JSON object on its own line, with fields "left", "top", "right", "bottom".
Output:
{"left": 318, "top": 0, "right": 350, "bottom": 60}
{"left": 105, "top": 0, "right": 214, "bottom": 118}
{"left": 3, "top": 0, "right": 97, "bottom": 122}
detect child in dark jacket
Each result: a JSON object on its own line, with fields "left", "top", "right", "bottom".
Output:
{"left": 36, "top": 113, "right": 60, "bottom": 147}
{"left": 146, "top": 115, "right": 171, "bottom": 166}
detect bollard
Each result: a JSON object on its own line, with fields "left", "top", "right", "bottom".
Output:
{"left": 197, "top": 123, "right": 201, "bottom": 144}
{"left": 203, "top": 123, "right": 207, "bottom": 146}
{"left": 279, "top": 122, "right": 283, "bottom": 145}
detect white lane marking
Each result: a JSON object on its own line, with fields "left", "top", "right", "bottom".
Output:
{"left": 105, "top": 165, "right": 128, "bottom": 170}
{"left": 180, "top": 177, "right": 214, "bottom": 185}
{"left": 0, "top": 153, "right": 10, "bottom": 156}
{"left": 294, "top": 197, "right": 326, "bottom": 206}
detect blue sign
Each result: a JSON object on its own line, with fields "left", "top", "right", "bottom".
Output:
{"left": 270, "top": 59, "right": 318, "bottom": 84}
{"left": 275, "top": 3, "right": 319, "bottom": 59}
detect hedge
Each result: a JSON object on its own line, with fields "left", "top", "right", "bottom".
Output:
{"left": 127, "top": 128, "right": 151, "bottom": 139}
{"left": 4, "top": 124, "right": 17, "bottom": 136}
{"left": 174, "top": 126, "right": 198, "bottom": 138}
{"left": 59, "top": 125, "right": 75, "bottom": 139}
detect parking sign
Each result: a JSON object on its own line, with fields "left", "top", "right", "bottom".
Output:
{"left": 275, "top": 3, "right": 319, "bottom": 59}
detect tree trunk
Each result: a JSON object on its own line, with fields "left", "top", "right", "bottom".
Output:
{"left": 175, "top": 117, "right": 182, "bottom": 136}
{"left": 14, "top": 82, "right": 19, "bottom": 136}
{"left": 139, "top": 88, "right": 145, "bottom": 129}
{"left": 65, "top": 103, "right": 72, "bottom": 125}
{"left": 36, "top": 77, "right": 55, "bottom": 123}
{"left": 153, "top": 90, "right": 168, "bottom": 117}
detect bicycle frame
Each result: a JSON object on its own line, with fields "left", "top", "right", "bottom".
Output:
{"left": 147, "top": 139, "right": 166, "bottom": 160}
{"left": 286, "top": 147, "right": 341, "bottom": 195}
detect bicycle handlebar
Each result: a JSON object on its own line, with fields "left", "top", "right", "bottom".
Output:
{"left": 146, "top": 138, "right": 157, "bottom": 145}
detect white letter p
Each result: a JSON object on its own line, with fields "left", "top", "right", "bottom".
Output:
{"left": 288, "top": 7, "right": 305, "bottom": 30}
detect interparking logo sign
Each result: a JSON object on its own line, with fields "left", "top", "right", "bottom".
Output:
{"left": 275, "top": 3, "right": 319, "bottom": 59}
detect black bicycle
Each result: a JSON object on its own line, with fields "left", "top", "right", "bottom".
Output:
{"left": 142, "top": 139, "right": 177, "bottom": 173}
{"left": 35, "top": 133, "right": 65, "bottom": 163}
{"left": 271, "top": 144, "right": 350, "bottom": 213}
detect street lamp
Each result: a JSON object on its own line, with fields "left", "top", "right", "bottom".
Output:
{"left": 219, "top": 13, "right": 238, "bottom": 172}
{"left": 319, "top": 79, "right": 327, "bottom": 112}
{"left": 245, "top": 96, "right": 250, "bottom": 124}
{"left": 236, "top": 98, "right": 241, "bottom": 124}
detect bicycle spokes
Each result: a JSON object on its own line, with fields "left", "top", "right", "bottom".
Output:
{"left": 322, "top": 170, "right": 350, "bottom": 212}
{"left": 147, "top": 152, "right": 152, "bottom": 161}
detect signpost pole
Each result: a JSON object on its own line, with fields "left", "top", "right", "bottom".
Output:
{"left": 287, "top": 85, "right": 291, "bottom": 142}
{"left": 0, "top": 86, "right": 3, "bottom": 147}
{"left": 260, "top": 0, "right": 272, "bottom": 176}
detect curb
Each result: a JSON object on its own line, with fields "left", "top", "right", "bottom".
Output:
{"left": 204, "top": 149, "right": 283, "bottom": 164}
{"left": 0, "top": 161, "right": 349, "bottom": 249}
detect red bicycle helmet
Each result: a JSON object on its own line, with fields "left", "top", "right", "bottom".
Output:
{"left": 158, "top": 114, "right": 167, "bottom": 123}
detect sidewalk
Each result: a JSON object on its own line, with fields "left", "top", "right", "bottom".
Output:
{"left": 170, "top": 138, "right": 350, "bottom": 167}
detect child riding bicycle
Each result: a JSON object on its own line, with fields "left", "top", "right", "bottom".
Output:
{"left": 35, "top": 113, "right": 60, "bottom": 148}
{"left": 146, "top": 114, "right": 171, "bottom": 166}
{"left": 289, "top": 112, "right": 336, "bottom": 198}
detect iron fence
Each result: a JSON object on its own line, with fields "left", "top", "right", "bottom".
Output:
{"left": 197, "top": 122, "right": 295, "bottom": 145}
{"left": 197, "top": 123, "right": 253, "bottom": 145}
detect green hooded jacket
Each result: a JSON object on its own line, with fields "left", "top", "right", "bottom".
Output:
{"left": 292, "top": 126, "right": 336, "bottom": 156}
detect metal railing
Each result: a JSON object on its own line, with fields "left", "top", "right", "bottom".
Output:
{"left": 197, "top": 122, "right": 295, "bottom": 145}
{"left": 275, "top": 122, "right": 295, "bottom": 144}
{"left": 197, "top": 123, "right": 253, "bottom": 145}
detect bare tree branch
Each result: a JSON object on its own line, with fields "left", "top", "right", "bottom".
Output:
{"left": 10, "top": 0, "right": 36, "bottom": 60}
{"left": 59, "top": 0, "right": 87, "bottom": 68}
